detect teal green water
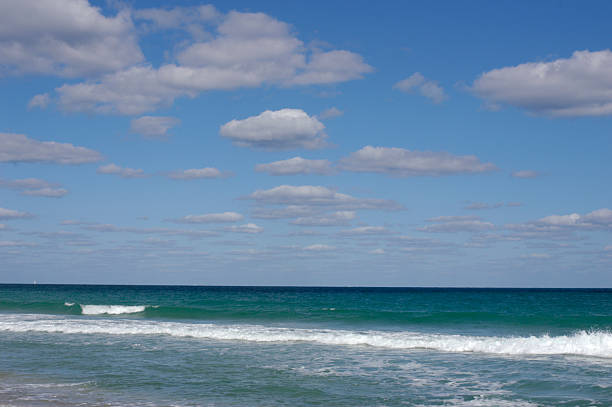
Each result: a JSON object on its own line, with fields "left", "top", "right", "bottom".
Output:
{"left": 0, "top": 285, "right": 611, "bottom": 406}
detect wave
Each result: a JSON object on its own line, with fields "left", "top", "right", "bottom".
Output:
{"left": 0, "top": 314, "right": 610, "bottom": 358}
{"left": 79, "top": 305, "right": 148, "bottom": 315}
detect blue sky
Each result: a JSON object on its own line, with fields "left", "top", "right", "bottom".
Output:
{"left": 1, "top": 0, "right": 611, "bottom": 286}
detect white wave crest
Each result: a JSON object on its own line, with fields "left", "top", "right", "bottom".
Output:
{"left": 64, "top": 302, "right": 75, "bottom": 307}
{"left": 0, "top": 314, "right": 610, "bottom": 358}
{"left": 80, "top": 305, "right": 147, "bottom": 315}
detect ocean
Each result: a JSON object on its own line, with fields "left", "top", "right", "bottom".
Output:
{"left": 0, "top": 285, "right": 610, "bottom": 406}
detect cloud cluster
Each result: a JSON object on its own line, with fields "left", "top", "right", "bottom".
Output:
{"left": 0, "top": 0, "right": 142, "bottom": 77}
{"left": 0, "top": 133, "right": 102, "bottom": 164}
{"left": 55, "top": 9, "right": 372, "bottom": 114}
{"left": 221, "top": 109, "right": 327, "bottom": 150}
{"left": 97, "top": 163, "right": 146, "bottom": 178}
{"left": 255, "top": 157, "right": 333, "bottom": 175}
{"left": 130, "top": 116, "right": 180, "bottom": 138}
{"left": 167, "top": 167, "right": 227, "bottom": 180}
{"left": 393, "top": 72, "right": 448, "bottom": 103}
{"left": 338, "top": 146, "right": 497, "bottom": 177}
{"left": 247, "top": 185, "right": 400, "bottom": 228}
{"left": 419, "top": 216, "right": 494, "bottom": 233}
{"left": 472, "top": 49, "right": 612, "bottom": 116}
{"left": 0, "top": 177, "right": 68, "bottom": 198}
{"left": 248, "top": 185, "right": 401, "bottom": 210}
{"left": 170, "top": 212, "right": 244, "bottom": 224}
{"left": 0, "top": 207, "right": 33, "bottom": 220}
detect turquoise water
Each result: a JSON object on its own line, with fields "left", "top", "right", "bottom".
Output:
{"left": 0, "top": 285, "right": 610, "bottom": 406}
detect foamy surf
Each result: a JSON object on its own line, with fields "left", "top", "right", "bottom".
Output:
{"left": 79, "top": 305, "right": 148, "bottom": 315}
{"left": 1, "top": 314, "right": 610, "bottom": 358}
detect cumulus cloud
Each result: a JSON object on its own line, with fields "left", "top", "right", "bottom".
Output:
{"left": 170, "top": 211, "right": 243, "bottom": 224}
{"left": 0, "top": 177, "right": 68, "bottom": 198}
{"left": 130, "top": 116, "right": 180, "bottom": 138}
{"left": 0, "top": 207, "right": 33, "bottom": 220}
{"left": 28, "top": 93, "right": 50, "bottom": 109}
{"left": 21, "top": 187, "right": 68, "bottom": 198}
{"left": 221, "top": 109, "right": 327, "bottom": 150}
{"left": 0, "top": 133, "right": 102, "bottom": 164}
{"left": 419, "top": 216, "right": 494, "bottom": 233}
{"left": 338, "top": 146, "right": 497, "bottom": 176}
{"left": 55, "top": 10, "right": 372, "bottom": 115}
{"left": 166, "top": 167, "right": 227, "bottom": 180}
{"left": 303, "top": 244, "right": 335, "bottom": 252}
{"left": 535, "top": 208, "right": 612, "bottom": 229}
{"left": 512, "top": 170, "right": 539, "bottom": 179}
{"left": 78, "top": 222, "right": 218, "bottom": 238}
{"left": 255, "top": 157, "right": 333, "bottom": 175}
{"left": 247, "top": 185, "right": 401, "bottom": 210}
{"left": 291, "top": 211, "right": 356, "bottom": 226}
{"left": 472, "top": 49, "right": 612, "bottom": 116}
{"left": 393, "top": 72, "right": 448, "bottom": 103}
{"left": 225, "top": 223, "right": 264, "bottom": 234}
{"left": 97, "top": 163, "right": 146, "bottom": 178}
{"left": 318, "top": 107, "right": 343, "bottom": 120}
{"left": 464, "top": 202, "right": 504, "bottom": 210}
{"left": 134, "top": 5, "right": 220, "bottom": 35}
{"left": 0, "top": 0, "right": 142, "bottom": 77}
{"left": 339, "top": 226, "right": 391, "bottom": 235}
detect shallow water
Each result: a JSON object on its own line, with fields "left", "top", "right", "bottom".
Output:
{"left": 0, "top": 285, "right": 610, "bottom": 406}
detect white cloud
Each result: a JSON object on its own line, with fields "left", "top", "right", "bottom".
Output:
{"left": 134, "top": 5, "right": 220, "bottom": 35}
{"left": 225, "top": 223, "right": 264, "bottom": 234}
{"left": 536, "top": 208, "right": 612, "bottom": 229}
{"left": 419, "top": 217, "right": 495, "bottom": 233}
{"left": 393, "top": 72, "right": 448, "bottom": 103}
{"left": 55, "top": 11, "right": 372, "bottom": 115}
{"left": 512, "top": 170, "right": 539, "bottom": 179}
{"left": 255, "top": 157, "right": 333, "bottom": 175}
{"left": 291, "top": 211, "right": 356, "bottom": 226}
{"left": 338, "top": 146, "right": 497, "bottom": 176}
{"left": 170, "top": 211, "right": 243, "bottom": 224}
{"left": 0, "top": 177, "right": 68, "bottom": 198}
{"left": 318, "top": 107, "right": 343, "bottom": 120}
{"left": 464, "top": 202, "right": 504, "bottom": 210}
{"left": 0, "top": 207, "right": 33, "bottom": 220}
{"left": 21, "top": 187, "right": 68, "bottom": 198}
{"left": 472, "top": 49, "right": 612, "bottom": 116}
{"left": 167, "top": 167, "right": 226, "bottom": 180}
{"left": 221, "top": 109, "right": 327, "bottom": 150}
{"left": 28, "top": 93, "right": 50, "bottom": 109}
{"left": 0, "top": 0, "right": 142, "bottom": 77}
{"left": 303, "top": 244, "right": 335, "bottom": 252}
{"left": 97, "top": 163, "right": 146, "bottom": 178}
{"left": 0, "top": 133, "right": 102, "bottom": 164}
{"left": 252, "top": 205, "right": 315, "bottom": 220}
{"left": 130, "top": 116, "right": 180, "bottom": 138}
{"left": 289, "top": 50, "right": 372, "bottom": 85}
{"left": 339, "top": 226, "right": 391, "bottom": 235}
{"left": 247, "top": 185, "right": 401, "bottom": 210}
{"left": 369, "top": 248, "right": 385, "bottom": 255}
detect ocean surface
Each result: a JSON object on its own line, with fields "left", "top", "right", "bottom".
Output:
{"left": 0, "top": 285, "right": 610, "bottom": 407}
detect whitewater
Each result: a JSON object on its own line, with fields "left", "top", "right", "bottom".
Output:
{"left": 1, "top": 285, "right": 611, "bottom": 406}
{"left": 1, "top": 313, "right": 611, "bottom": 358}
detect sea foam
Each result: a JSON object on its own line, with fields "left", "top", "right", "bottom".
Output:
{"left": 79, "top": 305, "right": 148, "bottom": 315}
{"left": 1, "top": 314, "right": 610, "bottom": 358}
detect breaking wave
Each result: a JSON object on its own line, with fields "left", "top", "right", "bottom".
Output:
{"left": 0, "top": 314, "right": 610, "bottom": 358}
{"left": 79, "top": 305, "right": 149, "bottom": 315}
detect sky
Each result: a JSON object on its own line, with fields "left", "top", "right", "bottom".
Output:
{"left": 0, "top": 0, "right": 611, "bottom": 287}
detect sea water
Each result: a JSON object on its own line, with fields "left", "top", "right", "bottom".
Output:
{"left": 0, "top": 285, "right": 610, "bottom": 406}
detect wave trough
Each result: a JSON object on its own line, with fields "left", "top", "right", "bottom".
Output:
{"left": 1, "top": 314, "right": 610, "bottom": 358}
